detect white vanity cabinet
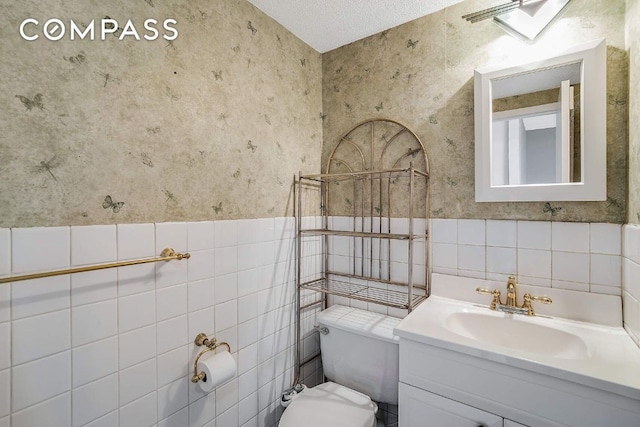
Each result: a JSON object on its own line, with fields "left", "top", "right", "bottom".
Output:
{"left": 397, "top": 338, "right": 640, "bottom": 427}
{"left": 395, "top": 278, "right": 640, "bottom": 427}
{"left": 399, "top": 382, "right": 504, "bottom": 427}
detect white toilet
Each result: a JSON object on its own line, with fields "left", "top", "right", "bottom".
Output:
{"left": 279, "top": 304, "right": 401, "bottom": 427}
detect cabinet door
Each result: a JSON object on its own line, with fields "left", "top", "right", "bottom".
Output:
{"left": 400, "top": 383, "right": 503, "bottom": 427}
{"left": 504, "top": 421, "right": 528, "bottom": 427}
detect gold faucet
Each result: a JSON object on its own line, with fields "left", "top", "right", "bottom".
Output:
{"left": 505, "top": 275, "right": 517, "bottom": 307}
{"left": 476, "top": 275, "right": 552, "bottom": 316}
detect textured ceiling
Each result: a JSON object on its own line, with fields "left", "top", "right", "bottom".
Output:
{"left": 246, "top": 0, "right": 466, "bottom": 53}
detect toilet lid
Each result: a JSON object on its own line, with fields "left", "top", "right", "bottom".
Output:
{"left": 279, "top": 382, "right": 376, "bottom": 427}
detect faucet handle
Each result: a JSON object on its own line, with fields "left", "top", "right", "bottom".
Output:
{"left": 530, "top": 295, "right": 552, "bottom": 304}
{"left": 522, "top": 293, "right": 552, "bottom": 316}
{"left": 476, "top": 287, "right": 502, "bottom": 310}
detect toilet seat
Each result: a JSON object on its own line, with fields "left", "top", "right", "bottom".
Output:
{"left": 278, "top": 382, "right": 377, "bottom": 427}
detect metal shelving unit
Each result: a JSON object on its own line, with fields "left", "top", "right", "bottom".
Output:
{"left": 300, "top": 277, "right": 426, "bottom": 310}
{"left": 291, "top": 119, "right": 431, "bottom": 388}
{"left": 296, "top": 164, "right": 430, "bottom": 313}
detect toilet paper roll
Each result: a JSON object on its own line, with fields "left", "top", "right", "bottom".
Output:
{"left": 197, "top": 350, "right": 237, "bottom": 392}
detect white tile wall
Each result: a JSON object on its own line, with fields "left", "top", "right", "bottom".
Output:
{"left": 157, "top": 283, "right": 188, "bottom": 321}
{"left": 552, "top": 252, "right": 590, "bottom": 286}
{"left": 157, "top": 377, "right": 188, "bottom": 421}
{"left": 119, "top": 392, "right": 157, "bottom": 427}
{"left": 11, "top": 392, "right": 71, "bottom": 427}
{"left": 214, "top": 220, "right": 238, "bottom": 248}
{"left": 155, "top": 223, "right": 188, "bottom": 254}
{"left": 118, "top": 291, "right": 155, "bottom": 333}
{"left": 591, "top": 223, "right": 622, "bottom": 255}
{"left": 12, "top": 275, "right": 70, "bottom": 320}
{"left": 12, "top": 351, "right": 71, "bottom": 411}
{"left": 82, "top": 410, "right": 118, "bottom": 427}
{"left": 0, "top": 369, "right": 8, "bottom": 419}
{"left": 458, "top": 219, "right": 485, "bottom": 246}
{"left": 12, "top": 309, "right": 70, "bottom": 365}
{"left": 157, "top": 346, "right": 188, "bottom": 388}
{"left": 187, "top": 222, "right": 215, "bottom": 252}
{"left": 71, "top": 269, "right": 117, "bottom": 307}
{"left": 72, "top": 337, "right": 118, "bottom": 388}
{"left": 157, "top": 315, "right": 188, "bottom": 354}
{"left": 552, "top": 222, "right": 590, "bottom": 253}
{"left": 486, "top": 220, "right": 516, "bottom": 248}
{"left": 431, "top": 219, "right": 457, "bottom": 244}
{"left": 517, "top": 249, "right": 551, "bottom": 283}
{"left": 71, "top": 225, "right": 117, "bottom": 266}
{"left": 158, "top": 407, "right": 187, "bottom": 427}
{"left": 0, "top": 218, "right": 305, "bottom": 427}
{"left": 11, "top": 217, "right": 633, "bottom": 424}
{"left": 72, "top": 374, "right": 118, "bottom": 427}
{"left": 116, "top": 224, "right": 155, "bottom": 260}
{"left": 119, "top": 359, "right": 157, "bottom": 405}
{"left": 623, "top": 225, "right": 640, "bottom": 348}
{"left": 486, "top": 246, "right": 516, "bottom": 277}
{"left": 433, "top": 219, "right": 623, "bottom": 296}
{"left": 119, "top": 325, "right": 156, "bottom": 370}
{"left": 517, "top": 221, "right": 551, "bottom": 250}
{"left": 12, "top": 227, "right": 70, "bottom": 273}
{"left": 0, "top": 323, "right": 9, "bottom": 371}
{"left": 0, "top": 229, "right": 10, "bottom": 278}
{"left": 0, "top": 284, "right": 9, "bottom": 323}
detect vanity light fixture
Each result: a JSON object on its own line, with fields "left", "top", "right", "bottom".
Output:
{"left": 462, "top": 0, "right": 531, "bottom": 23}
{"left": 463, "top": 0, "right": 572, "bottom": 41}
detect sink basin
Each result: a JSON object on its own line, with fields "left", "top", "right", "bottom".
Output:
{"left": 394, "top": 292, "right": 640, "bottom": 403}
{"left": 444, "top": 311, "right": 590, "bottom": 359}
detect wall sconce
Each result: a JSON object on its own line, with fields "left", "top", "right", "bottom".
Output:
{"left": 463, "top": 0, "right": 572, "bottom": 41}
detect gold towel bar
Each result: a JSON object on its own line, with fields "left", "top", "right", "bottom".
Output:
{"left": 0, "top": 247, "right": 190, "bottom": 284}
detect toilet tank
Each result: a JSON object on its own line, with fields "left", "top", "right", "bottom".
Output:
{"left": 317, "top": 305, "right": 401, "bottom": 404}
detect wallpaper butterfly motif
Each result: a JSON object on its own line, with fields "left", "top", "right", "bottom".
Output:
{"left": 16, "top": 94, "right": 44, "bottom": 111}
{"left": 543, "top": 202, "right": 562, "bottom": 216}
{"left": 103, "top": 195, "right": 124, "bottom": 213}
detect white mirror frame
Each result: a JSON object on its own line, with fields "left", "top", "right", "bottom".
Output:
{"left": 474, "top": 38, "right": 607, "bottom": 202}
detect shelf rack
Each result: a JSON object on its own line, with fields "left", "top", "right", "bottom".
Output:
{"left": 291, "top": 118, "right": 431, "bottom": 388}
{"left": 299, "top": 277, "right": 427, "bottom": 310}
{"left": 296, "top": 164, "right": 430, "bottom": 312}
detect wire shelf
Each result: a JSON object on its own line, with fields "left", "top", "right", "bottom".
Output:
{"left": 300, "top": 229, "right": 421, "bottom": 240}
{"left": 300, "top": 277, "right": 427, "bottom": 310}
{"left": 300, "top": 167, "right": 429, "bottom": 183}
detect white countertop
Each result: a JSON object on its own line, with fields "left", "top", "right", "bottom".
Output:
{"left": 394, "top": 295, "right": 640, "bottom": 401}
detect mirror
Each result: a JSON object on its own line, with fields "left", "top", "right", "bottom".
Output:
{"left": 492, "top": 65, "right": 580, "bottom": 186}
{"left": 474, "top": 38, "right": 606, "bottom": 202}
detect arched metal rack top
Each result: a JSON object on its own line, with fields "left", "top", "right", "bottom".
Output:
{"left": 325, "top": 118, "right": 430, "bottom": 176}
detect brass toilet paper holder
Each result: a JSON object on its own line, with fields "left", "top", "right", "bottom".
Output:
{"left": 191, "top": 332, "right": 232, "bottom": 384}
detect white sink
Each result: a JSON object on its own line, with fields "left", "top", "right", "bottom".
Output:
{"left": 444, "top": 311, "right": 590, "bottom": 359}
{"left": 394, "top": 295, "right": 640, "bottom": 400}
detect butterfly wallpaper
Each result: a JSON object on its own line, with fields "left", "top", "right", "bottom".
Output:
{"left": 0, "top": 0, "right": 635, "bottom": 227}
{"left": 0, "top": 0, "right": 322, "bottom": 227}
{"left": 321, "top": 0, "right": 629, "bottom": 223}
